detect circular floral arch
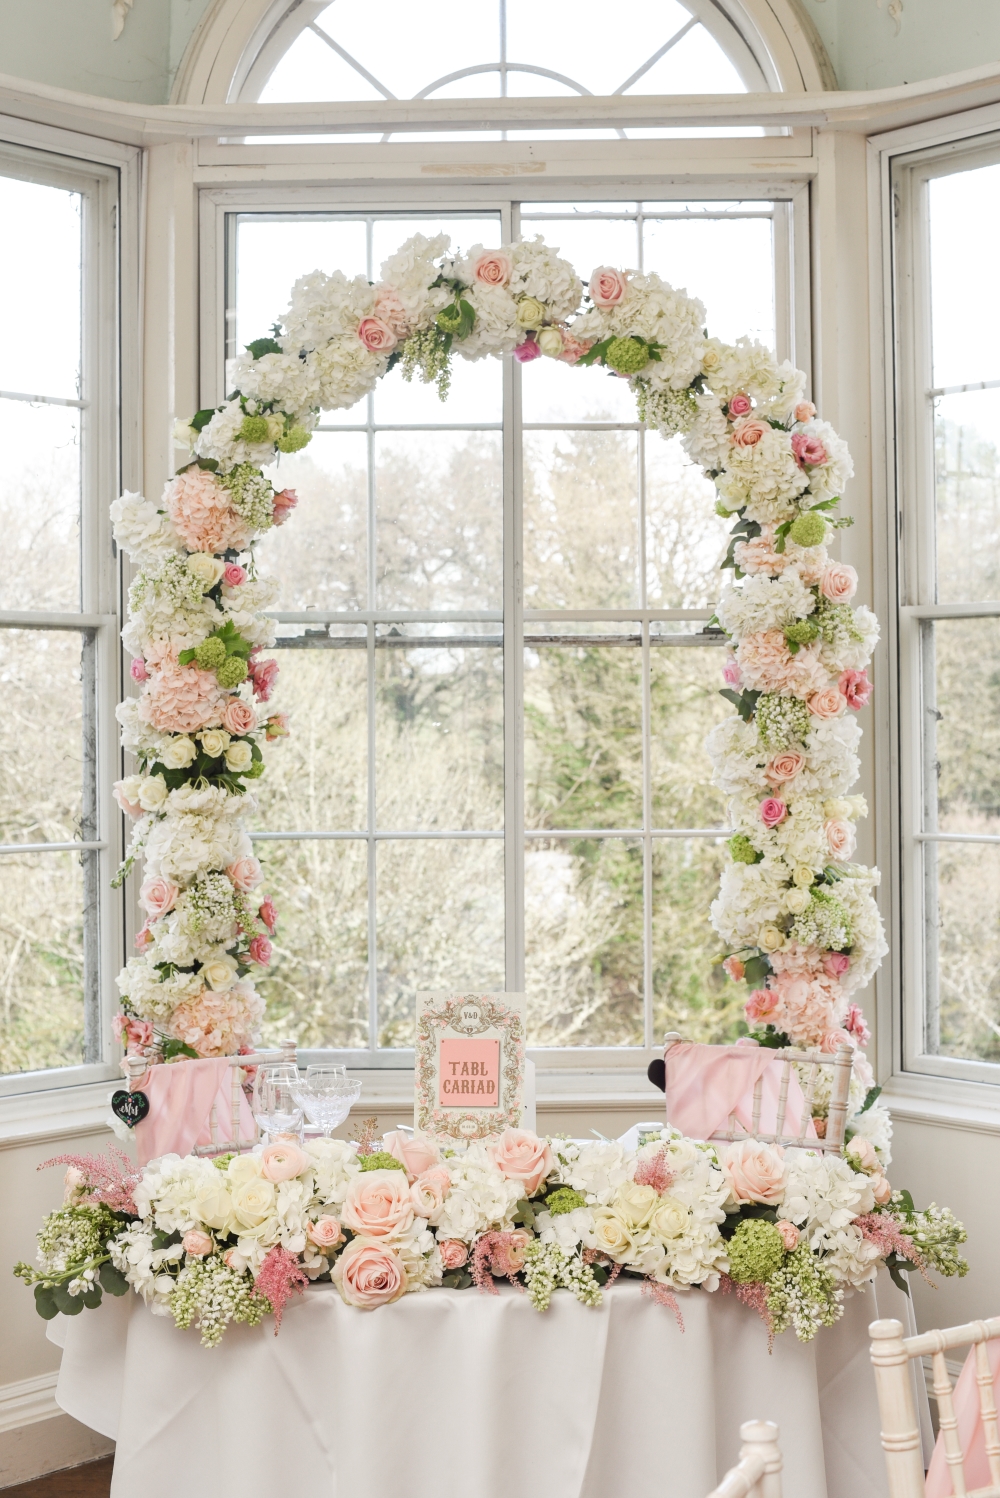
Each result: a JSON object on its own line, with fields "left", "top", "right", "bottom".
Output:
{"left": 111, "top": 232, "right": 884, "bottom": 1099}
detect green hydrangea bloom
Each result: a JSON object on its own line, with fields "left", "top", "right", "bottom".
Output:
{"left": 277, "top": 426, "right": 311, "bottom": 453}
{"left": 604, "top": 336, "right": 651, "bottom": 375}
{"left": 546, "top": 1187, "right": 587, "bottom": 1216}
{"left": 216, "top": 656, "right": 248, "bottom": 689}
{"left": 728, "top": 834, "right": 761, "bottom": 865}
{"left": 359, "top": 1151, "right": 407, "bottom": 1173}
{"left": 194, "top": 637, "right": 227, "bottom": 670}
{"left": 727, "top": 1218, "right": 786, "bottom": 1284}
{"left": 788, "top": 511, "right": 826, "bottom": 548}
{"left": 239, "top": 414, "right": 270, "bottom": 443}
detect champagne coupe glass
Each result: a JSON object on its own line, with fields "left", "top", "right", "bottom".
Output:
{"left": 294, "top": 1067, "right": 361, "bottom": 1139}
{"left": 252, "top": 1063, "right": 303, "bottom": 1141}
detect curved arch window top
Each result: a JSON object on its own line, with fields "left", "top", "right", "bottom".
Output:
{"left": 245, "top": 0, "right": 770, "bottom": 133}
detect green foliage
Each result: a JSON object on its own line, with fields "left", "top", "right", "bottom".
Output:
{"left": 245, "top": 337, "right": 282, "bottom": 359}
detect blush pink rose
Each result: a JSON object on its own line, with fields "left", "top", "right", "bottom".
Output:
{"left": 722, "top": 1140, "right": 786, "bottom": 1205}
{"left": 258, "top": 897, "right": 278, "bottom": 934}
{"left": 776, "top": 1220, "right": 800, "bottom": 1250}
{"left": 249, "top": 657, "right": 280, "bottom": 702}
{"left": 847, "top": 1135, "right": 879, "bottom": 1171}
{"left": 249, "top": 934, "right": 272, "bottom": 965}
{"left": 872, "top": 1174, "right": 893, "bottom": 1205}
{"left": 341, "top": 1172, "right": 415, "bottom": 1239}
{"left": 265, "top": 711, "right": 290, "bottom": 740}
{"left": 760, "top": 797, "right": 787, "bottom": 828}
{"left": 589, "top": 266, "right": 627, "bottom": 307}
{"left": 221, "top": 698, "right": 257, "bottom": 735}
{"left": 410, "top": 1167, "right": 450, "bottom": 1219}
{"left": 820, "top": 1028, "right": 856, "bottom": 1056}
{"left": 272, "top": 489, "right": 298, "bottom": 526}
{"left": 473, "top": 250, "right": 512, "bottom": 287}
{"left": 130, "top": 657, "right": 148, "bottom": 682}
{"left": 791, "top": 432, "right": 828, "bottom": 467}
{"left": 808, "top": 686, "right": 845, "bottom": 720}
{"left": 373, "top": 285, "right": 410, "bottom": 337}
{"left": 819, "top": 563, "right": 858, "bottom": 603}
{"left": 793, "top": 402, "right": 816, "bottom": 423}
{"left": 728, "top": 393, "right": 753, "bottom": 417}
{"left": 134, "top": 924, "right": 153, "bottom": 951}
{"left": 333, "top": 1237, "right": 408, "bottom": 1309}
{"left": 182, "top": 1230, "right": 214, "bottom": 1257}
{"left": 487, "top": 1129, "right": 553, "bottom": 1196}
{"left": 438, "top": 1238, "right": 469, "bottom": 1270}
{"left": 731, "top": 418, "right": 770, "bottom": 448}
{"left": 823, "top": 952, "right": 850, "bottom": 978}
{"left": 227, "top": 857, "right": 263, "bottom": 892}
{"left": 384, "top": 1130, "right": 441, "bottom": 1182}
{"left": 223, "top": 563, "right": 247, "bottom": 587}
{"left": 722, "top": 956, "right": 746, "bottom": 982}
{"left": 513, "top": 337, "right": 542, "bottom": 363}
{"left": 745, "top": 988, "right": 777, "bottom": 1023}
{"left": 723, "top": 656, "right": 742, "bottom": 686}
{"left": 112, "top": 780, "right": 143, "bottom": 819}
{"left": 765, "top": 752, "right": 804, "bottom": 787}
{"left": 844, "top": 1003, "right": 870, "bottom": 1046}
{"left": 839, "top": 669, "right": 872, "bottom": 710}
{"left": 357, "top": 316, "right": 398, "bottom": 353}
{"left": 260, "top": 1141, "right": 309, "bottom": 1182}
{"left": 307, "top": 1216, "right": 344, "bottom": 1250}
{"left": 139, "top": 876, "right": 179, "bottom": 920}
{"left": 825, "top": 819, "right": 856, "bottom": 860}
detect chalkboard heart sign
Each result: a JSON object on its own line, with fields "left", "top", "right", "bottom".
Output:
{"left": 111, "top": 1089, "right": 149, "bottom": 1127}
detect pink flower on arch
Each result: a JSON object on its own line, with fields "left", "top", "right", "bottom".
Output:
{"left": 791, "top": 431, "right": 828, "bottom": 468}
{"left": 130, "top": 657, "right": 148, "bottom": 682}
{"left": 249, "top": 934, "right": 272, "bottom": 966}
{"left": 513, "top": 337, "right": 542, "bottom": 364}
{"left": 249, "top": 657, "right": 279, "bottom": 702}
{"left": 760, "top": 797, "right": 787, "bottom": 828}
{"left": 728, "top": 393, "right": 753, "bottom": 418}
{"left": 839, "top": 669, "right": 872, "bottom": 710}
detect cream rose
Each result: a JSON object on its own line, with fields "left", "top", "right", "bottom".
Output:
{"left": 201, "top": 955, "right": 238, "bottom": 991}
{"left": 187, "top": 553, "right": 226, "bottom": 590}
{"left": 160, "top": 735, "right": 198, "bottom": 769}
{"left": 193, "top": 1176, "right": 233, "bottom": 1231}
{"left": 341, "top": 1171, "right": 415, "bottom": 1240}
{"left": 224, "top": 740, "right": 254, "bottom": 773}
{"left": 488, "top": 1129, "right": 553, "bottom": 1196}
{"left": 785, "top": 887, "right": 810, "bottom": 915}
{"left": 410, "top": 1167, "right": 450, "bottom": 1219}
{"left": 648, "top": 1195, "right": 689, "bottom": 1241}
{"left": 589, "top": 1209, "right": 634, "bottom": 1261}
{"left": 515, "top": 296, "right": 546, "bottom": 328}
{"left": 333, "top": 1237, "right": 407, "bottom": 1309}
{"left": 384, "top": 1129, "right": 441, "bottom": 1182}
{"left": 722, "top": 1140, "right": 786, "bottom": 1205}
{"left": 199, "top": 729, "right": 231, "bottom": 759}
{"left": 614, "top": 1179, "right": 660, "bottom": 1230}
{"left": 536, "top": 326, "right": 565, "bottom": 358}
{"left": 758, "top": 925, "right": 785, "bottom": 952}
{"left": 137, "top": 775, "right": 168, "bottom": 811}
{"left": 230, "top": 1176, "right": 276, "bottom": 1228}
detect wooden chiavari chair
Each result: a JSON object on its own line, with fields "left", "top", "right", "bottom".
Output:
{"left": 707, "top": 1420, "right": 784, "bottom": 1498}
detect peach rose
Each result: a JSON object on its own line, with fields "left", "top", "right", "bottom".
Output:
{"left": 793, "top": 402, "right": 816, "bottom": 423}
{"left": 473, "top": 250, "right": 512, "bottom": 287}
{"left": 384, "top": 1129, "right": 441, "bottom": 1182}
{"left": 341, "top": 1171, "right": 415, "bottom": 1239}
{"left": 723, "top": 956, "right": 745, "bottom": 982}
{"left": 182, "top": 1230, "right": 214, "bottom": 1257}
{"left": 357, "top": 316, "right": 397, "bottom": 353}
{"left": 731, "top": 418, "right": 770, "bottom": 447}
{"left": 765, "top": 752, "right": 804, "bottom": 787}
{"left": 487, "top": 1129, "right": 553, "bottom": 1196}
{"left": 438, "top": 1239, "right": 468, "bottom": 1270}
{"left": 307, "top": 1216, "right": 344, "bottom": 1250}
{"left": 825, "top": 818, "right": 856, "bottom": 860}
{"left": 260, "top": 1142, "right": 309, "bottom": 1182}
{"left": 588, "top": 266, "right": 627, "bottom": 307}
{"left": 333, "top": 1237, "right": 407, "bottom": 1309}
{"left": 819, "top": 563, "right": 858, "bottom": 604}
{"left": 503, "top": 1229, "right": 533, "bottom": 1271}
{"left": 847, "top": 1136, "right": 879, "bottom": 1172}
{"left": 221, "top": 698, "right": 257, "bottom": 735}
{"left": 776, "top": 1219, "right": 800, "bottom": 1250}
{"left": 871, "top": 1174, "right": 893, "bottom": 1205}
{"left": 410, "top": 1167, "right": 450, "bottom": 1219}
{"left": 745, "top": 988, "right": 777, "bottom": 1023}
{"left": 808, "top": 687, "right": 845, "bottom": 720}
{"left": 226, "top": 856, "right": 263, "bottom": 892}
{"left": 722, "top": 1140, "right": 786, "bottom": 1205}
{"left": 139, "top": 876, "right": 179, "bottom": 920}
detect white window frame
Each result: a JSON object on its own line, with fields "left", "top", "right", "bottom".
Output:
{"left": 0, "top": 115, "right": 140, "bottom": 1104}
{"left": 199, "top": 177, "right": 811, "bottom": 1075}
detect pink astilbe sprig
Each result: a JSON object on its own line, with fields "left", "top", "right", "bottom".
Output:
{"left": 582, "top": 1248, "right": 624, "bottom": 1288}
{"left": 854, "top": 1213, "right": 929, "bottom": 1282}
{"left": 718, "top": 1273, "right": 774, "bottom": 1349}
{"left": 254, "top": 1245, "right": 309, "bottom": 1333}
{"left": 42, "top": 1147, "right": 141, "bottom": 1217}
{"left": 641, "top": 1276, "right": 685, "bottom": 1331}
{"left": 633, "top": 1147, "right": 675, "bottom": 1194}
{"left": 471, "top": 1233, "right": 526, "bottom": 1295}
{"left": 349, "top": 1117, "right": 381, "bottom": 1157}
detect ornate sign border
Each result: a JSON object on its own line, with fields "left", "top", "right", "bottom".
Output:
{"left": 415, "top": 991, "right": 525, "bottom": 1141}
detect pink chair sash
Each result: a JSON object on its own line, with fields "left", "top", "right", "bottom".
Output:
{"left": 664, "top": 1041, "right": 816, "bottom": 1144}
{"left": 926, "top": 1339, "right": 1000, "bottom": 1497}
{"left": 132, "top": 1057, "right": 255, "bottom": 1166}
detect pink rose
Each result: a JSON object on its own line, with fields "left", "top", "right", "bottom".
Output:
{"left": 183, "top": 1230, "right": 214, "bottom": 1257}
{"left": 333, "top": 1237, "right": 407, "bottom": 1309}
{"left": 513, "top": 337, "right": 542, "bottom": 363}
{"left": 820, "top": 1028, "right": 855, "bottom": 1055}
{"left": 745, "top": 988, "right": 777, "bottom": 1023}
{"left": 221, "top": 698, "right": 257, "bottom": 735}
{"left": 776, "top": 1220, "right": 799, "bottom": 1250}
{"left": 558, "top": 331, "right": 593, "bottom": 365}
{"left": 112, "top": 780, "right": 143, "bottom": 819}
{"left": 341, "top": 1172, "right": 415, "bottom": 1239}
{"left": 791, "top": 432, "right": 828, "bottom": 467}
{"left": 438, "top": 1238, "right": 468, "bottom": 1270}
{"left": 823, "top": 952, "right": 850, "bottom": 978}
{"left": 130, "top": 657, "right": 148, "bottom": 682}
{"left": 473, "top": 250, "right": 512, "bottom": 287}
{"left": 139, "top": 876, "right": 179, "bottom": 920}
{"left": 357, "top": 316, "right": 398, "bottom": 353}
{"left": 258, "top": 897, "right": 278, "bottom": 934}
{"left": 410, "top": 1167, "right": 451, "bottom": 1218}
{"left": 503, "top": 1229, "right": 533, "bottom": 1271}
{"left": 723, "top": 656, "right": 742, "bottom": 686}
{"left": 307, "top": 1216, "right": 344, "bottom": 1250}
{"left": 112, "top": 1014, "right": 152, "bottom": 1051}
{"left": 384, "top": 1129, "right": 441, "bottom": 1182}
{"left": 839, "top": 669, "right": 872, "bottom": 710}
{"left": 722, "top": 1140, "right": 786, "bottom": 1205}
{"left": 765, "top": 752, "right": 804, "bottom": 787}
{"left": 487, "top": 1129, "right": 553, "bottom": 1196}
{"left": 223, "top": 563, "right": 247, "bottom": 587}
{"left": 728, "top": 393, "right": 753, "bottom": 417}
{"left": 249, "top": 657, "right": 279, "bottom": 702}
{"left": 731, "top": 418, "right": 770, "bottom": 448}
{"left": 825, "top": 818, "right": 856, "bottom": 860}
{"left": 272, "top": 489, "right": 298, "bottom": 526}
{"left": 844, "top": 1003, "right": 870, "bottom": 1046}
{"left": 722, "top": 956, "right": 745, "bottom": 982}
{"left": 265, "top": 711, "right": 290, "bottom": 740}
{"left": 872, "top": 1174, "right": 893, "bottom": 1206}
{"left": 227, "top": 857, "right": 263, "bottom": 892}
{"left": 134, "top": 924, "right": 153, "bottom": 952}
{"left": 819, "top": 563, "right": 857, "bottom": 604}
{"left": 760, "top": 797, "right": 787, "bottom": 828}
{"left": 808, "top": 687, "right": 844, "bottom": 720}
{"left": 588, "top": 266, "right": 627, "bottom": 308}
{"left": 793, "top": 402, "right": 816, "bottom": 423}
{"left": 260, "top": 1141, "right": 309, "bottom": 1182}
{"left": 249, "top": 934, "right": 272, "bottom": 965}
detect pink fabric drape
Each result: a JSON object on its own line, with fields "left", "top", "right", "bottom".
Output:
{"left": 664, "top": 1041, "right": 816, "bottom": 1144}
{"left": 926, "top": 1339, "right": 1000, "bottom": 1497}
{"left": 132, "top": 1057, "right": 255, "bottom": 1166}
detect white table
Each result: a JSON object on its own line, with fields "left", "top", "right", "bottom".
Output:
{"left": 49, "top": 1275, "right": 904, "bottom": 1498}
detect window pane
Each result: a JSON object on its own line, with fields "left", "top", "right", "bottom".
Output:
{"left": 254, "top": 645, "right": 368, "bottom": 832}
{"left": 256, "top": 840, "right": 369, "bottom": 1050}
{"left": 652, "top": 839, "right": 740, "bottom": 1043}
{"left": 650, "top": 645, "right": 729, "bottom": 828}
{"left": 525, "top": 836, "right": 642, "bottom": 1045}
{"left": 375, "top": 432, "right": 503, "bottom": 611}
{"left": 376, "top": 637, "right": 504, "bottom": 831}
{"left": 0, "top": 850, "right": 89, "bottom": 1074}
{"left": 0, "top": 175, "right": 81, "bottom": 399}
{"left": 643, "top": 213, "right": 774, "bottom": 348}
{"left": 0, "top": 629, "right": 87, "bottom": 844}
{"left": 646, "top": 435, "right": 729, "bottom": 608}
{"left": 525, "top": 641, "right": 642, "bottom": 830}
{"left": 258, "top": 433, "right": 368, "bottom": 611}
{"left": 521, "top": 354, "right": 639, "bottom": 424}
{"left": 925, "top": 617, "right": 1000, "bottom": 837}
{"left": 235, "top": 217, "right": 369, "bottom": 355}
{"left": 934, "top": 391, "right": 1000, "bottom": 604}
{"left": 0, "top": 400, "right": 80, "bottom": 612}
{"left": 925, "top": 840, "right": 1000, "bottom": 1064}
{"left": 373, "top": 355, "right": 503, "bottom": 426}
{"left": 518, "top": 218, "right": 637, "bottom": 285}
{"left": 524, "top": 431, "right": 639, "bottom": 609}
{"left": 928, "top": 162, "right": 1000, "bottom": 390}
{"left": 377, "top": 839, "right": 505, "bottom": 1047}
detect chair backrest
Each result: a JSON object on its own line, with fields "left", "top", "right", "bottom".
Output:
{"left": 121, "top": 1043, "right": 298, "bottom": 1156}
{"left": 870, "top": 1316, "right": 1000, "bottom": 1498}
{"left": 663, "top": 1032, "right": 856, "bottom": 1154}
{"left": 707, "top": 1420, "right": 784, "bottom": 1498}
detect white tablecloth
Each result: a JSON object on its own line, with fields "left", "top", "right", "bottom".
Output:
{"left": 48, "top": 1276, "right": 902, "bottom": 1498}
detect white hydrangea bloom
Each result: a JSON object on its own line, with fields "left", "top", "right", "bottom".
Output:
{"left": 716, "top": 427, "right": 810, "bottom": 522}
{"left": 682, "top": 391, "right": 732, "bottom": 471}
{"left": 799, "top": 418, "right": 854, "bottom": 504}
{"left": 717, "top": 569, "right": 816, "bottom": 641}
{"left": 782, "top": 1149, "right": 875, "bottom": 1249}
{"left": 110, "top": 491, "right": 182, "bottom": 562}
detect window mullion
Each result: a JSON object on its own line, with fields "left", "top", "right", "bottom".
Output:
{"left": 503, "top": 196, "right": 524, "bottom": 995}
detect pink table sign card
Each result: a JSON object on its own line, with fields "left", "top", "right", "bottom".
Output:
{"left": 415, "top": 992, "right": 526, "bottom": 1141}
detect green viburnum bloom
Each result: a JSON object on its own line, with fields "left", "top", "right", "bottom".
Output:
{"left": 215, "top": 656, "right": 248, "bottom": 689}
{"left": 785, "top": 619, "right": 819, "bottom": 646}
{"left": 435, "top": 303, "right": 466, "bottom": 336}
{"left": 194, "top": 637, "right": 227, "bottom": 670}
{"left": 727, "top": 1219, "right": 786, "bottom": 1284}
{"left": 787, "top": 511, "right": 826, "bottom": 548}
{"left": 545, "top": 1187, "right": 587, "bottom": 1216}
{"left": 277, "top": 426, "right": 311, "bottom": 453}
{"left": 728, "top": 834, "right": 761, "bottom": 865}
{"left": 359, "top": 1151, "right": 407, "bottom": 1173}
{"left": 604, "top": 336, "right": 651, "bottom": 375}
{"left": 239, "top": 414, "right": 271, "bottom": 443}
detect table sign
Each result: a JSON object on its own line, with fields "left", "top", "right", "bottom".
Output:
{"left": 415, "top": 991, "right": 525, "bottom": 1141}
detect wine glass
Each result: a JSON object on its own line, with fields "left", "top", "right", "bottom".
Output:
{"left": 252, "top": 1064, "right": 303, "bottom": 1141}
{"left": 293, "top": 1069, "right": 361, "bottom": 1139}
